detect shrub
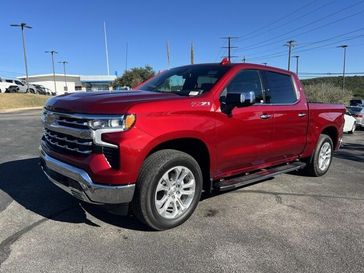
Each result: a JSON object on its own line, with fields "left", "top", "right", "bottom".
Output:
{"left": 302, "top": 82, "right": 352, "bottom": 105}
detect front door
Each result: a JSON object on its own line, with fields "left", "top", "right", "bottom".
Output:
{"left": 215, "top": 69, "right": 274, "bottom": 176}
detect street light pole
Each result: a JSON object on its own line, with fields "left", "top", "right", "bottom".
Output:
{"left": 58, "top": 61, "right": 68, "bottom": 92}
{"left": 293, "top": 55, "right": 300, "bottom": 75}
{"left": 338, "top": 45, "right": 348, "bottom": 92}
{"left": 10, "top": 23, "right": 32, "bottom": 88}
{"left": 45, "top": 50, "right": 58, "bottom": 94}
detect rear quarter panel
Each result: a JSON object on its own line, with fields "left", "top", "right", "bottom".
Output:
{"left": 302, "top": 103, "right": 345, "bottom": 158}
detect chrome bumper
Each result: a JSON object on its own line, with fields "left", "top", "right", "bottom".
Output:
{"left": 39, "top": 148, "right": 135, "bottom": 205}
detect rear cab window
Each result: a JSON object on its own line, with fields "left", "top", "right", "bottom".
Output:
{"left": 261, "top": 71, "right": 297, "bottom": 104}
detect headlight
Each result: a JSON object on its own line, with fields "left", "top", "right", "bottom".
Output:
{"left": 88, "top": 114, "right": 136, "bottom": 130}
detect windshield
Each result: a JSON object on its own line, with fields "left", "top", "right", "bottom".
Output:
{"left": 348, "top": 106, "right": 363, "bottom": 113}
{"left": 138, "top": 64, "right": 230, "bottom": 96}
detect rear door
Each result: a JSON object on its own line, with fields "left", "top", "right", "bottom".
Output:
{"left": 260, "top": 71, "right": 308, "bottom": 161}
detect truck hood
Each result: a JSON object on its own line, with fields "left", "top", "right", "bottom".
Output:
{"left": 45, "top": 90, "right": 179, "bottom": 114}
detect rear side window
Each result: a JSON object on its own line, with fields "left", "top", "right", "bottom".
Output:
{"left": 223, "top": 70, "right": 264, "bottom": 103}
{"left": 262, "top": 71, "right": 296, "bottom": 104}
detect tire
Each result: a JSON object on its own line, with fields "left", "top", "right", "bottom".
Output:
{"left": 132, "top": 149, "right": 203, "bottom": 230}
{"left": 304, "top": 134, "right": 334, "bottom": 177}
{"left": 348, "top": 123, "right": 356, "bottom": 134}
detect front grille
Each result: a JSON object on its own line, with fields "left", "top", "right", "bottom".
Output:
{"left": 44, "top": 128, "right": 92, "bottom": 156}
{"left": 42, "top": 110, "right": 120, "bottom": 169}
{"left": 57, "top": 116, "right": 89, "bottom": 129}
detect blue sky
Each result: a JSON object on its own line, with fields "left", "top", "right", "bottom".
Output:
{"left": 0, "top": 0, "right": 363, "bottom": 78}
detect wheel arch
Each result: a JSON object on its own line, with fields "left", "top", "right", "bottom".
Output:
{"left": 147, "top": 137, "right": 212, "bottom": 193}
{"left": 321, "top": 126, "right": 339, "bottom": 149}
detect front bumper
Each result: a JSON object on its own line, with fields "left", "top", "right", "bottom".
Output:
{"left": 40, "top": 148, "right": 135, "bottom": 205}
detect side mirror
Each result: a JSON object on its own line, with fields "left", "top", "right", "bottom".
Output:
{"left": 226, "top": 91, "right": 255, "bottom": 107}
{"left": 221, "top": 91, "right": 255, "bottom": 115}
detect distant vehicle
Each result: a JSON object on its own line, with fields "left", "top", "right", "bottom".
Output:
{"left": 348, "top": 106, "right": 364, "bottom": 128}
{"left": 0, "top": 78, "right": 19, "bottom": 93}
{"left": 6, "top": 80, "right": 36, "bottom": 93}
{"left": 343, "top": 111, "right": 356, "bottom": 134}
{"left": 350, "top": 99, "right": 364, "bottom": 106}
{"left": 33, "top": 84, "right": 48, "bottom": 95}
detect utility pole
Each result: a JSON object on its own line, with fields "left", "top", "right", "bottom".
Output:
{"left": 45, "top": 50, "right": 58, "bottom": 94}
{"left": 58, "top": 61, "right": 68, "bottom": 92}
{"left": 104, "top": 21, "right": 110, "bottom": 75}
{"left": 166, "top": 41, "right": 170, "bottom": 68}
{"left": 338, "top": 45, "right": 348, "bottom": 92}
{"left": 293, "top": 55, "right": 300, "bottom": 75}
{"left": 190, "top": 42, "right": 195, "bottom": 64}
{"left": 284, "top": 40, "right": 296, "bottom": 71}
{"left": 221, "top": 36, "right": 238, "bottom": 62}
{"left": 242, "top": 56, "right": 246, "bottom": 63}
{"left": 10, "top": 23, "right": 31, "bottom": 89}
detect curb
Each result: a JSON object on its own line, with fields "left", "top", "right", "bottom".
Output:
{"left": 0, "top": 106, "right": 43, "bottom": 113}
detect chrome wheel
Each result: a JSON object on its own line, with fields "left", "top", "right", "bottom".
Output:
{"left": 154, "top": 166, "right": 196, "bottom": 220}
{"left": 318, "top": 142, "right": 332, "bottom": 171}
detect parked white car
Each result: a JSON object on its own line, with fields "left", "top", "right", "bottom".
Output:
{"left": 0, "top": 78, "right": 17, "bottom": 93}
{"left": 6, "top": 80, "right": 37, "bottom": 93}
{"left": 343, "top": 111, "right": 356, "bottom": 134}
{"left": 348, "top": 106, "right": 364, "bottom": 128}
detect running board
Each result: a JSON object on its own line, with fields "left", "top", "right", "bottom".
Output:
{"left": 215, "top": 162, "right": 306, "bottom": 191}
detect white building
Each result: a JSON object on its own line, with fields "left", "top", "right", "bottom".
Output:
{"left": 18, "top": 74, "right": 117, "bottom": 95}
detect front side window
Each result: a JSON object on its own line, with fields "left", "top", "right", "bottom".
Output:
{"left": 138, "top": 64, "right": 230, "bottom": 96}
{"left": 15, "top": 80, "right": 23, "bottom": 86}
{"left": 262, "top": 71, "right": 297, "bottom": 104}
{"left": 221, "top": 70, "right": 264, "bottom": 103}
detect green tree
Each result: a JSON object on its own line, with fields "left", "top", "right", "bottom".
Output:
{"left": 113, "top": 66, "right": 155, "bottom": 89}
{"left": 302, "top": 82, "right": 352, "bottom": 105}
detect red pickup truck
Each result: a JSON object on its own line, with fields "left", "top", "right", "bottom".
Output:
{"left": 40, "top": 61, "right": 345, "bottom": 230}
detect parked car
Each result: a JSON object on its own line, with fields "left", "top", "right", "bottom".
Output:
{"left": 0, "top": 78, "right": 19, "bottom": 93}
{"left": 33, "top": 84, "right": 48, "bottom": 95}
{"left": 6, "top": 80, "right": 36, "bottom": 93}
{"left": 343, "top": 110, "right": 356, "bottom": 133}
{"left": 40, "top": 61, "right": 345, "bottom": 230}
{"left": 350, "top": 99, "right": 364, "bottom": 106}
{"left": 348, "top": 106, "right": 364, "bottom": 128}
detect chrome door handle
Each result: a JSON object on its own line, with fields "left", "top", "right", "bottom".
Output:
{"left": 260, "top": 114, "right": 272, "bottom": 120}
{"left": 298, "top": 113, "right": 307, "bottom": 117}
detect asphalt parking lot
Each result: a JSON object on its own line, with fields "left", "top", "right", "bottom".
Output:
{"left": 0, "top": 109, "right": 363, "bottom": 273}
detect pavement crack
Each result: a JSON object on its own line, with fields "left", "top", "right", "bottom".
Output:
{"left": 0, "top": 206, "right": 77, "bottom": 268}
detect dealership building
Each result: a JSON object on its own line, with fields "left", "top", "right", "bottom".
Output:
{"left": 18, "top": 74, "right": 117, "bottom": 95}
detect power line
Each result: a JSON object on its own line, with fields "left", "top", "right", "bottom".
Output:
{"left": 252, "top": 26, "right": 364, "bottom": 57}
{"left": 238, "top": 1, "right": 364, "bottom": 52}
{"left": 238, "top": 0, "right": 331, "bottom": 42}
{"left": 247, "top": 34, "right": 364, "bottom": 61}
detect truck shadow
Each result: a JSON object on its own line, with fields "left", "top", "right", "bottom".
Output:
{"left": 0, "top": 158, "right": 150, "bottom": 231}
{"left": 334, "top": 143, "right": 364, "bottom": 163}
